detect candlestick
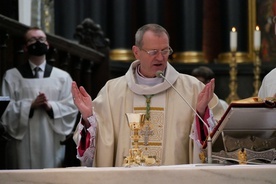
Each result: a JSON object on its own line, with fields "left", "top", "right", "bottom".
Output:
{"left": 226, "top": 51, "right": 240, "bottom": 103}
{"left": 254, "top": 26, "right": 261, "bottom": 51}
{"left": 230, "top": 27, "right": 237, "bottom": 52}
{"left": 253, "top": 50, "right": 261, "bottom": 97}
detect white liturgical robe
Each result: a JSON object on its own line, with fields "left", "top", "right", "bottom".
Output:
{"left": 1, "top": 65, "right": 78, "bottom": 169}
{"left": 74, "top": 60, "right": 225, "bottom": 167}
{"left": 258, "top": 68, "right": 276, "bottom": 98}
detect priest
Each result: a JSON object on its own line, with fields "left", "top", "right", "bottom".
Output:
{"left": 72, "top": 23, "right": 225, "bottom": 167}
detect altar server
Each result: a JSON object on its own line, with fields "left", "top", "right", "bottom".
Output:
{"left": 1, "top": 27, "right": 78, "bottom": 169}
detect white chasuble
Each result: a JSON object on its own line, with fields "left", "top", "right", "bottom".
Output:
{"left": 75, "top": 60, "right": 225, "bottom": 167}
{"left": 133, "top": 93, "right": 166, "bottom": 165}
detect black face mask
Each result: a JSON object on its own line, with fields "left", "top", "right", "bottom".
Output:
{"left": 27, "top": 41, "right": 48, "bottom": 56}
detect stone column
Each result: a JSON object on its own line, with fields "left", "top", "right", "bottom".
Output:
{"left": 138, "top": 0, "right": 165, "bottom": 24}
{"left": 172, "top": 0, "right": 204, "bottom": 63}
{"left": 41, "top": 0, "right": 55, "bottom": 34}
{"left": 109, "top": 0, "right": 135, "bottom": 61}
{"left": 31, "top": 0, "right": 41, "bottom": 27}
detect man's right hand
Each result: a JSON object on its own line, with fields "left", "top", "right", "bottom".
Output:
{"left": 71, "top": 81, "right": 93, "bottom": 125}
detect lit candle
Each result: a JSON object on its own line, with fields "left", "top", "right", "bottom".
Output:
{"left": 254, "top": 26, "right": 261, "bottom": 51}
{"left": 230, "top": 27, "right": 237, "bottom": 52}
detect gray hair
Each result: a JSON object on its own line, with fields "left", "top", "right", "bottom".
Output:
{"left": 135, "top": 24, "right": 170, "bottom": 48}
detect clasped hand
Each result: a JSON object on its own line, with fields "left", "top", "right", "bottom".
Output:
{"left": 31, "top": 92, "right": 52, "bottom": 111}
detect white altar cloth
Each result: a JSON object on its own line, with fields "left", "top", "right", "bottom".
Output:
{"left": 0, "top": 164, "right": 275, "bottom": 184}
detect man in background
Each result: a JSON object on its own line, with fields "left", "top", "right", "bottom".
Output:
{"left": 1, "top": 27, "right": 78, "bottom": 169}
{"left": 191, "top": 66, "right": 229, "bottom": 111}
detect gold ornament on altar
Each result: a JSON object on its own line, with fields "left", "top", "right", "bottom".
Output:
{"left": 238, "top": 148, "right": 247, "bottom": 164}
{"left": 123, "top": 113, "right": 156, "bottom": 167}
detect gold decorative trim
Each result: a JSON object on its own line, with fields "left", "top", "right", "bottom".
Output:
{"left": 134, "top": 107, "right": 164, "bottom": 111}
{"left": 217, "top": 52, "right": 252, "bottom": 63}
{"left": 134, "top": 142, "right": 162, "bottom": 146}
{"left": 171, "top": 51, "right": 206, "bottom": 63}
{"left": 110, "top": 49, "right": 135, "bottom": 61}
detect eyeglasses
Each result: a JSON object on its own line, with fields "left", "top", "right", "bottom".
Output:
{"left": 140, "top": 47, "right": 173, "bottom": 56}
{"left": 27, "top": 37, "right": 47, "bottom": 44}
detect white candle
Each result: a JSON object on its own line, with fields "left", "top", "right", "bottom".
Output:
{"left": 254, "top": 26, "right": 261, "bottom": 51}
{"left": 230, "top": 27, "right": 237, "bottom": 52}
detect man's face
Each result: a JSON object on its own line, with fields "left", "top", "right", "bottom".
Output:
{"left": 25, "top": 29, "right": 48, "bottom": 47}
{"left": 132, "top": 31, "right": 171, "bottom": 78}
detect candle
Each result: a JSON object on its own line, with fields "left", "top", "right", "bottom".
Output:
{"left": 254, "top": 26, "right": 261, "bottom": 51}
{"left": 230, "top": 27, "right": 237, "bottom": 52}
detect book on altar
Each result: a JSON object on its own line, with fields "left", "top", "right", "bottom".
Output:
{"left": 0, "top": 96, "right": 10, "bottom": 118}
{"left": 203, "top": 97, "right": 276, "bottom": 150}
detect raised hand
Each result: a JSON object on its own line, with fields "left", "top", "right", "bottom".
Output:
{"left": 71, "top": 81, "right": 93, "bottom": 121}
{"left": 196, "top": 79, "right": 215, "bottom": 117}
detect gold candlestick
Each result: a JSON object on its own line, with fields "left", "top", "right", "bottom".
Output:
{"left": 226, "top": 51, "right": 240, "bottom": 103}
{"left": 252, "top": 50, "right": 261, "bottom": 97}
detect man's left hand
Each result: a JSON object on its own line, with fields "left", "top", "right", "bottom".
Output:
{"left": 196, "top": 79, "right": 215, "bottom": 117}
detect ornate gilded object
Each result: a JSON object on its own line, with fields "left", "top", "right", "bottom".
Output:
{"left": 123, "top": 113, "right": 156, "bottom": 167}
{"left": 226, "top": 52, "right": 240, "bottom": 103}
{"left": 237, "top": 148, "right": 247, "bottom": 164}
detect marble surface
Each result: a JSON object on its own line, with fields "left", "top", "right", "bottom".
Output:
{"left": 0, "top": 164, "right": 276, "bottom": 184}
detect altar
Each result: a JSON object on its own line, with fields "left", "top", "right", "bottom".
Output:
{"left": 0, "top": 164, "right": 275, "bottom": 184}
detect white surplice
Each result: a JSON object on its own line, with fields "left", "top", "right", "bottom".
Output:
{"left": 258, "top": 68, "right": 276, "bottom": 98}
{"left": 1, "top": 67, "right": 78, "bottom": 169}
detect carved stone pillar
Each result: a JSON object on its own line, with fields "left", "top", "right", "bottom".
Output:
{"left": 30, "top": 0, "right": 41, "bottom": 27}
{"left": 41, "top": 0, "right": 55, "bottom": 33}
{"left": 25, "top": 0, "right": 55, "bottom": 34}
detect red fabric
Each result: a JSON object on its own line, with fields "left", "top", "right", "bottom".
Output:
{"left": 77, "top": 120, "right": 91, "bottom": 157}
{"left": 195, "top": 107, "right": 210, "bottom": 145}
{"left": 273, "top": 1, "right": 276, "bottom": 16}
